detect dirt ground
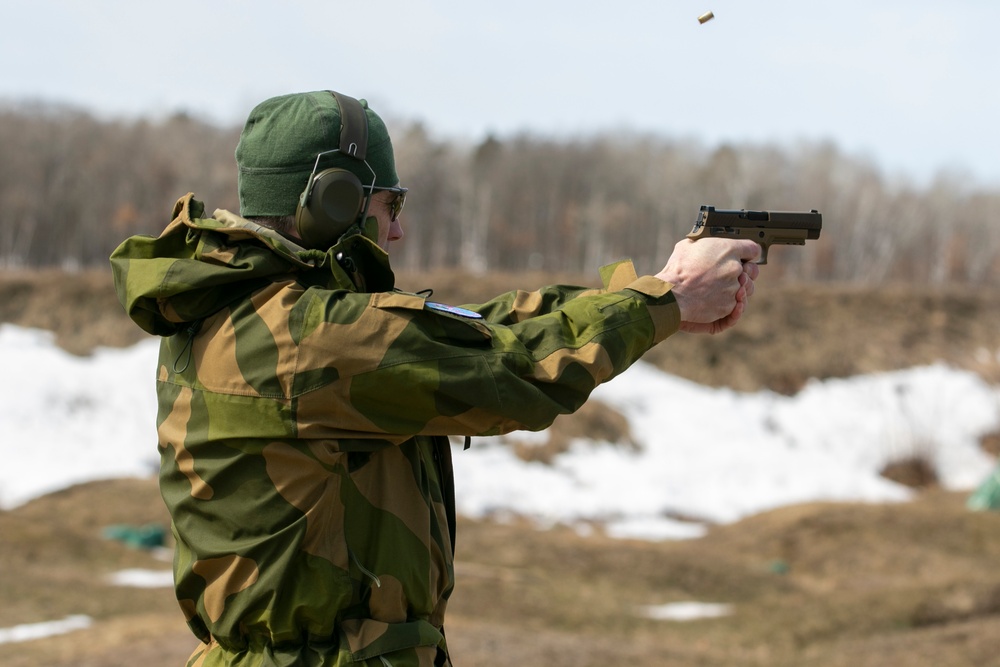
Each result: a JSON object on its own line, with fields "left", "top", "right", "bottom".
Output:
{"left": 5, "top": 480, "right": 1000, "bottom": 667}
{"left": 3, "top": 268, "right": 1000, "bottom": 666}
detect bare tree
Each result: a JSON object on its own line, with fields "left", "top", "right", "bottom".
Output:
{"left": 2, "top": 102, "right": 999, "bottom": 285}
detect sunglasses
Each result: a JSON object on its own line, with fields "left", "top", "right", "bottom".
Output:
{"left": 369, "top": 185, "right": 408, "bottom": 222}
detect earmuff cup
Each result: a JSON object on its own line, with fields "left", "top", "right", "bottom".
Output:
{"left": 295, "top": 168, "right": 365, "bottom": 249}
{"left": 292, "top": 91, "right": 373, "bottom": 250}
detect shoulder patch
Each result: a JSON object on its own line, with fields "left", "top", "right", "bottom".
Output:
{"left": 425, "top": 302, "right": 483, "bottom": 319}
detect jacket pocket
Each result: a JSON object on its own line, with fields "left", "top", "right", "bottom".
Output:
{"left": 340, "top": 618, "right": 444, "bottom": 663}
{"left": 371, "top": 291, "right": 493, "bottom": 345}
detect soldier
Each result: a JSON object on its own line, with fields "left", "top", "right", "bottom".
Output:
{"left": 111, "top": 90, "right": 760, "bottom": 667}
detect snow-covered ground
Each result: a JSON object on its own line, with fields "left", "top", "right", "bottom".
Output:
{"left": 0, "top": 615, "right": 92, "bottom": 645}
{"left": 3, "top": 322, "right": 999, "bottom": 638}
{"left": 3, "top": 323, "right": 998, "bottom": 542}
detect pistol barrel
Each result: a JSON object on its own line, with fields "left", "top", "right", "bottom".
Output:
{"left": 687, "top": 205, "right": 823, "bottom": 264}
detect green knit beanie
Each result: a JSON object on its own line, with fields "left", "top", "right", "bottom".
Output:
{"left": 235, "top": 91, "right": 399, "bottom": 217}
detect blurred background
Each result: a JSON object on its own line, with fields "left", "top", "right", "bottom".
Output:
{"left": 3, "top": 3, "right": 1000, "bottom": 666}
{"left": 1, "top": 0, "right": 998, "bottom": 283}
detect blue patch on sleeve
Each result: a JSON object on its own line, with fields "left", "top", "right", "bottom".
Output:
{"left": 426, "top": 302, "right": 484, "bottom": 319}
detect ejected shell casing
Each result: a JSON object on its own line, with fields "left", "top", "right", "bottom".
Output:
{"left": 698, "top": 11, "right": 714, "bottom": 24}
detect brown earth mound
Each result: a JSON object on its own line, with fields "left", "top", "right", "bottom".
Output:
{"left": 4, "top": 479, "right": 1000, "bottom": 667}
{"left": 4, "top": 268, "right": 1000, "bottom": 394}
{"left": 4, "top": 269, "right": 1000, "bottom": 666}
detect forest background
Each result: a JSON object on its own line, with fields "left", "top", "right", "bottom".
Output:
{"left": 2, "top": 101, "right": 998, "bottom": 286}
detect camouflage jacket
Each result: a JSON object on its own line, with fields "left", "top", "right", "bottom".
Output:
{"left": 110, "top": 194, "right": 680, "bottom": 666}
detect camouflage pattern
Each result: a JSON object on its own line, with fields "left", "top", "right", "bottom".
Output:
{"left": 110, "top": 194, "right": 680, "bottom": 666}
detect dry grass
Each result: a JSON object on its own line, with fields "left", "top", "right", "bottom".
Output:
{"left": 0, "top": 268, "right": 142, "bottom": 354}
{"left": 5, "top": 481, "right": 1000, "bottom": 666}
{"left": 5, "top": 269, "right": 1000, "bottom": 665}
{"left": 7, "top": 268, "right": 1000, "bottom": 394}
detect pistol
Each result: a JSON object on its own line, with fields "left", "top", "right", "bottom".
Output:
{"left": 687, "top": 205, "right": 822, "bottom": 264}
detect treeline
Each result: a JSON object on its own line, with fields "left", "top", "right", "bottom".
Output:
{"left": 2, "top": 101, "right": 998, "bottom": 284}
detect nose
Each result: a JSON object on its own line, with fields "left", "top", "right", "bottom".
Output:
{"left": 388, "top": 217, "right": 404, "bottom": 242}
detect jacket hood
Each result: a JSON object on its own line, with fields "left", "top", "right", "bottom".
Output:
{"left": 110, "top": 194, "right": 394, "bottom": 336}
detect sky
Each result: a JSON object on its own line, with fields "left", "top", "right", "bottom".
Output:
{"left": 3, "top": 323, "right": 998, "bottom": 541}
{"left": 1, "top": 0, "right": 998, "bottom": 188}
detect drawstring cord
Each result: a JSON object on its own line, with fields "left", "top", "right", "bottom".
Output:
{"left": 349, "top": 548, "right": 382, "bottom": 589}
{"left": 172, "top": 319, "right": 203, "bottom": 373}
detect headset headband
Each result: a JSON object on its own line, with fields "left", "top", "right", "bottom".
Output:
{"left": 293, "top": 91, "right": 375, "bottom": 250}
{"left": 331, "top": 91, "right": 368, "bottom": 161}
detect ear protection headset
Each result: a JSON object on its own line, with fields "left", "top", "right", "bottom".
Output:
{"left": 294, "top": 91, "right": 377, "bottom": 249}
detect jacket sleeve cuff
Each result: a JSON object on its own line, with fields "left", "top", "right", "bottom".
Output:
{"left": 599, "top": 260, "right": 680, "bottom": 345}
{"left": 624, "top": 275, "right": 681, "bottom": 345}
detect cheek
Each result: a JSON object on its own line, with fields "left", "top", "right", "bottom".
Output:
{"left": 375, "top": 217, "right": 393, "bottom": 248}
